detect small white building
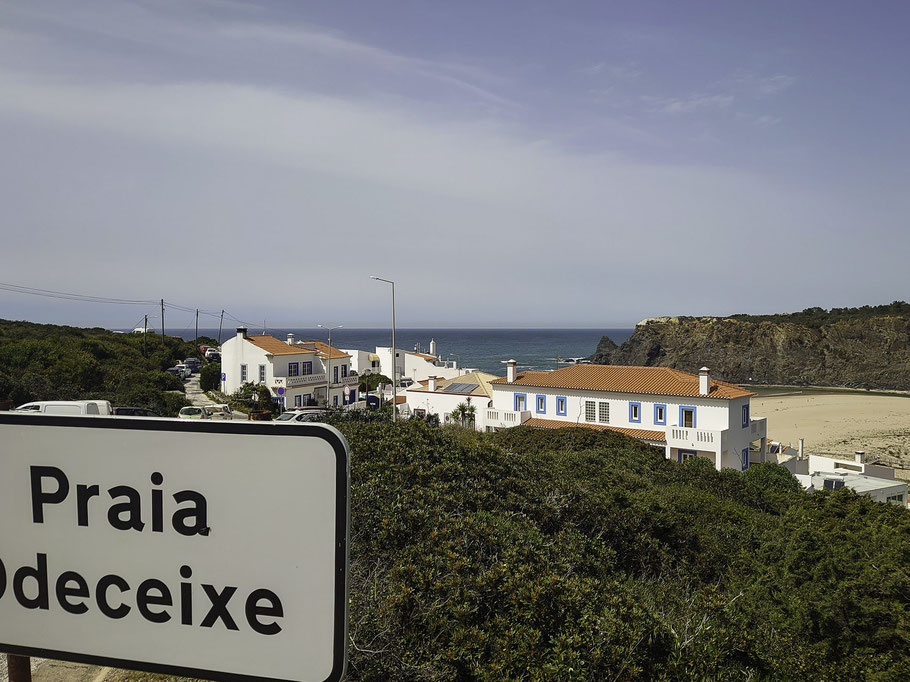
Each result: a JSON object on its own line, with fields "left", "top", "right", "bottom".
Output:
{"left": 782, "top": 454, "right": 908, "bottom": 506}
{"left": 404, "top": 371, "right": 499, "bottom": 430}
{"left": 375, "top": 339, "right": 466, "bottom": 385}
{"left": 487, "top": 362, "right": 768, "bottom": 471}
{"left": 220, "top": 328, "right": 359, "bottom": 409}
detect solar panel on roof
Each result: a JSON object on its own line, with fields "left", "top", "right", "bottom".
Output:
{"left": 445, "top": 382, "right": 477, "bottom": 394}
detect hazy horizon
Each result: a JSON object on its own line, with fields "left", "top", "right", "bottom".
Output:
{"left": 1, "top": 1, "right": 908, "bottom": 327}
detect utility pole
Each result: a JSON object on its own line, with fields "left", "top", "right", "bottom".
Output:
{"left": 195, "top": 309, "right": 198, "bottom": 343}
{"left": 143, "top": 314, "right": 148, "bottom": 357}
{"left": 217, "top": 310, "right": 225, "bottom": 345}
{"left": 370, "top": 276, "right": 397, "bottom": 422}
{"left": 160, "top": 299, "right": 165, "bottom": 342}
{"left": 318, "top": 324, "right": 343, "bottom": 408}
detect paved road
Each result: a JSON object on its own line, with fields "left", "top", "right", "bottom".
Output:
{"left": 182, "top": 372, "right": 247, "bottom": 419}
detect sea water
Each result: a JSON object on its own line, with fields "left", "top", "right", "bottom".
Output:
{"left": 179, "top": 328, "right": 634, "bottom": 376}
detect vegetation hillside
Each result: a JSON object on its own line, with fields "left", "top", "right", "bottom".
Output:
{"left": 331, "top": 418, "right": 910, "bottom": 681}
{"left": 0, "top": 318, "right": 205, "bottom": 415}
{"left": 590, "top": 302, "right": 910, "bottom": 389}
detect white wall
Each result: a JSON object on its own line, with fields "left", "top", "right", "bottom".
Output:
{"left": 490, "top": 384, "right": 733, "bottom": 432}
{"left": 220, "top": 333, "right": 270, "bottom": 394}
{"left": 404, "top": 388, "right": 491, "bottom": 430}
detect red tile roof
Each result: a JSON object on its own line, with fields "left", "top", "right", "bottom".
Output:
{"left": 524, "top": 418, "right": 667, "bottom": 443}
{"left": 491, "top": 364, "right": 752, "bottom": 400}
{"left": 246, "top": 335, "right": 350, "bottom": 359}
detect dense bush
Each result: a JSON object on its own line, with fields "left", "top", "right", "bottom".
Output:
{"left": 330, "top": 421, "right": 910, "bottom": 680}
{"left": 0, "top": 319, "right": 196, "bottom": 416}
{"left": 199, "top": 362, "right": 222, "bottom": 392}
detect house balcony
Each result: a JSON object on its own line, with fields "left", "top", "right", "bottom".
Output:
{"left": 331, "top": 374, "right": 359, "bottom": 388}
{"left": 485, "top": 409, "right": 531, "bottom": 429}
{"left": 284, "top": 373, "right": 326, "bottom": 388}
{"left": 749, "top": 417, "right": 767, "bottom": 440}
{"left": 667, "top": 426, "right": 724, "bottom": 452}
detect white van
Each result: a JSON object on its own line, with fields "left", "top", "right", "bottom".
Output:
{"left": 14, "top": 400, "right": 113, "bottom": 416}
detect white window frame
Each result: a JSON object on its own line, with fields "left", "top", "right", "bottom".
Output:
{"left": 259, "top": 364, "right": 266, "bottom": 383}
{"left": 598, "top": 402, "right": 609, "bottom": 423}
{"left": 240, "top": 364, "right": 247, "bottom": 382}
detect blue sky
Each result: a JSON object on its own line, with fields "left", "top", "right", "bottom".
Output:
{"left": 0, "top": 0, "right": 907, "bottom": 328}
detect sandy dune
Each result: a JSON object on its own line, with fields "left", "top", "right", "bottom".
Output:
{"left": 751, "top": 392, "right": 910, "bottom": 466}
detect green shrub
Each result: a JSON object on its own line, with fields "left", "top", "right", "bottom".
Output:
{"left": 199, "top": 362, "right": 222, "bottom": 391}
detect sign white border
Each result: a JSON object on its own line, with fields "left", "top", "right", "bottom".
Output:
{"left": 0, "top": 413, "right": 350, "bottom": 682}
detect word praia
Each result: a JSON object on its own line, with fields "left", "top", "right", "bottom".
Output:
{"left": 30, "top": 466, "right": 208, "bottom": 535}
{"left": 0, "top": 555, "right": 283, "bottom": 635}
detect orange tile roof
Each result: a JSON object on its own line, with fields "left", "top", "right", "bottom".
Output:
{"left": 246, "top": 335, "right": 350, "bottom": 359}
{"left": 524, "top": 418, "right": 667, "bottom": 443}
{"left": 490, "top": 364, "right": 752, "bottom": 400}
{"left": 409, "top": 351, "right": 438, "bottom": 361}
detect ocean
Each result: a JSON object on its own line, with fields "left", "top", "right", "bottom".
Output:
{"left": 174, "top": 328, "right": 634, "bottom": 376}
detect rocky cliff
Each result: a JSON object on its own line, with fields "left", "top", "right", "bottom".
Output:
{"left": 590, "top": 313, "right": 910, "bottom": 390}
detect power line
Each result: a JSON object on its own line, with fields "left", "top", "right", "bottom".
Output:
{"left": 0, "top": 282, "right": 158, "bottom": 306}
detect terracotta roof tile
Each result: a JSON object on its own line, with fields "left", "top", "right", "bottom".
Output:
{"left": 524, "top": 418, "right": 667, "bottom": 442}
{"left": 409, "top": 351, "right": 438, "bottom": 360}
{"left": 246, "top": 335, "right": 350, "bottom": 359}
{"left": 491, "top": 364, "right": 752, "bottom": 400}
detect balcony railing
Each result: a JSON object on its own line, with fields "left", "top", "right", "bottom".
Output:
{"left": 667, "top": 427, "right": 723, "bottom": 451}
{"left": 285, "top": 373, "right": 325, "bottom": 387}
{"left": 749, "top": 417, "right": 767, "bottom": 439}
{"left": 485, "top": 409, "right": 531, "bottom": 429}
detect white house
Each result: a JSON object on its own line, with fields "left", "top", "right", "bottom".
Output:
{"left": 220, "top": 328, "right": 359, "bottom": 409}
{"left": 375, "top": 339, "right": 466, "bottom": 384}
{"left": 781, "top": 454, "right": 908, "bottom": 506}
{"left": 404, "top": 371, "right": 499, "bottom": 430}
{"left": 487, "top": 361, "right": 768, "bottom": 471}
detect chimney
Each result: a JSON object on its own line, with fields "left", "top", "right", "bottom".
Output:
{"left": 855, "top": 450, "right": 865, "bottom": 463}
{"left": 698, "top": 367, "right": 710, "bottom": 395}
{"left": 429, "top": 338, "right": 437, "bottom": 357}
{"left": 286, "top": 333, "right": 295, "bottom": 346}
{"left": 506, "top": 360, "right": 517, "bottom": 383}
{"left": 798, "top": 438, "right": 805, "bottom": 459}
{"left": 428, "top": 376, "right": 437, "bottom": 392}
{"left": 236, "top": 327, "right": 248, "bottom": 340}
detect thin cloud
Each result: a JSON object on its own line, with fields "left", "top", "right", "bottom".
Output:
{"left": 652, "top": 93, "right": 735, "bottom": 115}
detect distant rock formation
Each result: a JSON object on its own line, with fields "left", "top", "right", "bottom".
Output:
{"left": 590, "top": 309, "right": 910, "bottom": 390}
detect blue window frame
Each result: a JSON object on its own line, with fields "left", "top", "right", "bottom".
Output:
{"left": 302, "top": 361, "right": 312, "bottom": 375}
{"left": 678, "top": 449, "right": 697, "bottom": 463}
{"left": 536, "top": 394, "right": 547, "bottom": 414}
{"left": 556, "top": 396, "right": 567, "bottom": 416}
{"left": 350, "top": 388, "right": 356, "bottom": 402}
{"left": 742, "top": 404, "right": 749, "bottom": 428}
{"left": 294, "top": 394, "right": 302, "bottom": 407}
{"left": 334, "top": 366, "right": 339, "bottom": 383}
{"left": 333, "top": 395, "right": 338, "bottom": 406}
{"left": 629, "top": 402, "right": 641, "bottom": 423}
{"left": 741, "top": 448, "right": 749, "bottom": 471}
{"left": 679, "top": 406, "right": 697, "bottom": 429}
{"left": 514, "top": 393, "right": 528, "bottom": 412}
{"left": 654, "top": 403, "right": 667, "bottom": 425}
{"left": 342, "top": 364, "right": 348, "bottom": 377}
{"left": 288, "top": 362, "right": 299, "bottom": 377}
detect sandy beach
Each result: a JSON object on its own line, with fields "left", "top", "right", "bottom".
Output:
{"left": 751, "top": 390, "right": 910, "bottom": 467}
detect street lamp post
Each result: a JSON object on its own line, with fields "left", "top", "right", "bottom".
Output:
{"left": 317, "top": 323, "right": 343, "bottom": 408}
{"left": 370, "top": 276, "right": 397, "bottom": 422}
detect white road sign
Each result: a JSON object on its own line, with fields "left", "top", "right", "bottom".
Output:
{"left": 0, "top": 413, "right": 349, "bottom": 682}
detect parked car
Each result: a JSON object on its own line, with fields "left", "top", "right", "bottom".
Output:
{"left": 275, "top": 408, "right": 328, "bottom": 423}
{"left": 204, "top": 347, "right": 219, "bottom": 359}
{"left": 203, "top": 404, "right": 233, "bottom": 419}
{"left": 199, "top": 345, "right": 210, "bottom": 354}
{"left": 184, "top": 358, "right": 202, "bottom": 372}
{"left": 207, "top": 352, "right": 221, "bottom": 362}
{"left": 165, "top": 366, "right": 185, "bottom": 379}
{"left": 14, "top": 400, "right": 114, "bottom": 415}
{"left": 112, "top": 407, "right": 160, "bottom": 417}
{"left": 177, "top": 406, "right": 209, "bottom": 419}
